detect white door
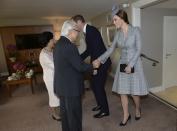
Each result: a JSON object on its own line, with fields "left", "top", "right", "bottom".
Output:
{"left": 163, "top": 16, "right": 177, "bottom": 89}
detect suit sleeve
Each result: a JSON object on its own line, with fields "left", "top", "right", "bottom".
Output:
{"left": 128, "top": 27, "right": 141, "bottom": 67}
{"left": 81, "top": 27, "right": 102, "bottom": 60}
{"left": 98, "top": 32, "right": 118, "bottom": 64}
{"left": 65, "top": 44, "right": 93, "bottom": 73}
{"left": 80, "top": 48, "right": 89, "bottom": 60}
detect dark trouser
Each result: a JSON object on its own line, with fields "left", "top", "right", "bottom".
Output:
{"left": 91, "top": 66, "right": 109, "bottom": 113}
{"left": 60, "top": 96, "right": 82, "bottom": 131}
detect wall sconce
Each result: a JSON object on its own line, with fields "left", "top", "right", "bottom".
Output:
{"left": 53, "top": 19, "right": 61, "bottom": 40}
{"left": 122, "top": 3, "right": 130, "bottom": 8}
{"left": 54, "top": 31, "right": 60, "bottom": 40}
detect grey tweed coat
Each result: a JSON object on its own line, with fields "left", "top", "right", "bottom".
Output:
{"left": 98, "top": 25, "right": 148, "bottom": 95}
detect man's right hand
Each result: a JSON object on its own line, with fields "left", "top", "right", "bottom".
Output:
{"left": 92, "top": 59, "right": 101, "bottom": 69}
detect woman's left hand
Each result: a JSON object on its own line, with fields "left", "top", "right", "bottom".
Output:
{"left": 125, "top": 65, "right": 132, "bottom": 74}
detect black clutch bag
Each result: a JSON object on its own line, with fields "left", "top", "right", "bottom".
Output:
{"left": 120, "top": 64, "right": 134, "bottom": 73}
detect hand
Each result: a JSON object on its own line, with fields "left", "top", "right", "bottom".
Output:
{"left": 92, "top": 59, "right": 101, "bottom": 69}
{"left": 125, "top": 65, "right": 132, "bottom": 74}
{"left": 93, "top": 69, "right": 98, "bottom": 75}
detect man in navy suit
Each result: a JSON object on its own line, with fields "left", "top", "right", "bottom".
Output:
{"left": 72, "top": 15, "right": 112, "bottom": 118}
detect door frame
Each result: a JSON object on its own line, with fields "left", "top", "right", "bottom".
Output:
{"left": 163, "top": 16, "right": 177, "bottom": 89}
{"left": 131, "top": 0, "right": 169, "bottom": 92}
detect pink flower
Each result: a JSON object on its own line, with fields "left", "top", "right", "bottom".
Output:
{"left": 13, "top": 62, "right": 26, "bottom": 71}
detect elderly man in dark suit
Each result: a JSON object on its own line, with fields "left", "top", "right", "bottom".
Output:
{"left": 72, "top": 15, "right": 112, "bottom": 118}
{"left": 53, "top": 20, "right": 96, "bottom": 131}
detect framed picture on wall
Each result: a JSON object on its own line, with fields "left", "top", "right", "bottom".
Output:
{"left": 107, "top": 25, "right": 117, "bottom": 46}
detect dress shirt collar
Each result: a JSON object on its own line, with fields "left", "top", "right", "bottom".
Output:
{"left": 83, "top": 23, "right": 87, "bottom": 34}
{"left": 64, "top": 36, "right": 72, "bottom": 43}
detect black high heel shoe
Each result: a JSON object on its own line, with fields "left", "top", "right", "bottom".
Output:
{"left": 135, "top": 108, "right": 141, "bottom": 121}
{"left": 119, "top": 115, "right": 131, "bottom": 126}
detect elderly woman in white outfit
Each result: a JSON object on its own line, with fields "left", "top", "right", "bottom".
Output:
{"left": 39, "top": 32, "right": 60, "bottom": 121}
{"left": 93, "top": 9, "right": 148, "bottom": 126}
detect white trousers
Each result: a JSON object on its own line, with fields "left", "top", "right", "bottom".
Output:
{"left": 44, "top": 80, "right": 60, "bottom": 107}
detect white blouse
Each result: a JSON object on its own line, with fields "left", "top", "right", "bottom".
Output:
{"left": 39, "top": 48, "right": 54, "bottom": 82}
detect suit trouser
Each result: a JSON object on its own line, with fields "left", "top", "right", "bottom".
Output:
{"left": 91, "top": 67, "right": 109, "bottom": 113}
{"left": 60, "top": 96, "right": 82, "bottom": 131}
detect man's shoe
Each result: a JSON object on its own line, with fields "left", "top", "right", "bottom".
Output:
{"left": 93, "top": 112, "right": 109, "bottom": 118}
{"left": 92, "top": 105, "right": 101, "bottom": 111}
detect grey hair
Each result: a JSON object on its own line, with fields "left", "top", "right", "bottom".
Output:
{"left": 61, "top": 20, "right": 77, "bottom": 36}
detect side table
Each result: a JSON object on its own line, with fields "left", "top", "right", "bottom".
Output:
{"left": 5, "top": 77, "right": 34, "bottom": 97}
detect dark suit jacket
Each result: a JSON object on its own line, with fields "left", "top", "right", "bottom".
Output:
{"left": 81, "top": 24, "right": 111, "bottom": 69}
{"left": 53, "top": 36, "right": 93, "bottom": 97}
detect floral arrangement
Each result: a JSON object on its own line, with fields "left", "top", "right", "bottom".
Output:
{"left": 6, "top": 44, "right": 18, "bottom": 58}
{"left": 13, "top": 62, "right": 26, "bottom": 72}
{"left": 7, "top": 61, "right": 34, "bottom": 80}
{"left": 13, "top": 62, "right": 27, "bottom": 79}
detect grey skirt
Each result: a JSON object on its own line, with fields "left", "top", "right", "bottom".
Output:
{"left": 112, "top": 59, "right": 149, "bottom": 95}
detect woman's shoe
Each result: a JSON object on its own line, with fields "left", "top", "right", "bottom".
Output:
{"left": 135, "top": 108, "right": 141, "bottom": 121}
{"left": 52, "top": 115, "right": 61, "bottom": 121}
{"left": 135, "top": 115, "right": 141, "bottom": 120}
{"left": 119, "top": 115, "right": 131, "bottom": 126}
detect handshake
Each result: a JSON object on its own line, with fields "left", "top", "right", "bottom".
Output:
{"left": 92, "top": 59, "right": 101, "bottom": 75}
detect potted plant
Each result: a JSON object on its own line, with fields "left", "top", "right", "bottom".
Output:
{"left": 6, "top": 44, "right": 18, "bottom": 62}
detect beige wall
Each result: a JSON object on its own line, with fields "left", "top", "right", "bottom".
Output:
{"left": 0, "top": 18, "right": 67, "bottom": 30}
{"left": 141, "top": 7, "right": 177, "bottom": 88}
{"left": 0, "top": 35, "right": 8, "bottom": 75}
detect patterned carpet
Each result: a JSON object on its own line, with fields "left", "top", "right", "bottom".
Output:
{"left": 0, "top": 75, "right": 176, "bottom": 131}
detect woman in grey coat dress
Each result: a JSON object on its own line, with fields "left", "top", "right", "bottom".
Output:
{"left": 93, "top": 9, "right": 148, "bottom": 126}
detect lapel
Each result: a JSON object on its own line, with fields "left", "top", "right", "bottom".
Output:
{"left": 85, "top": 24, "right": 89, "bottom": 39}
{"left": 120, "top": 25, "right": 132, "bottom": 47}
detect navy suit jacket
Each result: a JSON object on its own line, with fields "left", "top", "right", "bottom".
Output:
{"left": 81, "top": 24, "right": 111, "bottom": 70}
{"left": 53, "top": 36, "right": 93, "bottom": 97}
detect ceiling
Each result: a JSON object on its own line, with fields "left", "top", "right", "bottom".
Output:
{"left": 152, "top": 0, "right": 177, "bottom": 9}
{"left": 0, "top": 0, "right": 133, "bottom": 20}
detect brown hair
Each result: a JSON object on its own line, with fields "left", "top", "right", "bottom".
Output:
{"left": 116, "top": 9, "right": 129, "bottom": 24}
{"left": 72, "top": 15, "right": 85, "bottom": 23}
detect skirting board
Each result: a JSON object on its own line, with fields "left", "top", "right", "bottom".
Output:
{"left": 149, "top": 86, "right": 164, "bottom": 93}
{"left": 150, "top": 93, "right": 177, "bottom": 111}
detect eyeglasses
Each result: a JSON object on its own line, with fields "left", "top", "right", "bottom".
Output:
{"left": 73, "top": 29, "right": 80, "bottom": 32}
